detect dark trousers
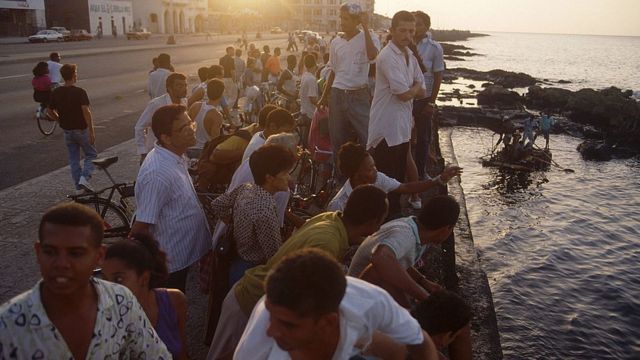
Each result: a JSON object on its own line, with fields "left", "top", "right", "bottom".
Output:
{"left": 166, "top": 267, "right": 189, "bottom": 293}
{"left": 371, "top": 140, "right": 409, "bottom": 219}
{"left": 413, "top": 98, "right": 433, "bottom": 180}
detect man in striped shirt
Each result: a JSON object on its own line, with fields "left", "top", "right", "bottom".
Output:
{"left": 132, "top": 104, "right": 211, "bottom": 292}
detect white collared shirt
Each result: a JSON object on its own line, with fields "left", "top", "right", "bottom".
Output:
{"left": 0, "top": 278, "right": 171, "bottom": 359}
{"left": 327, "top": 171, "right": 401, "bottom": 212}
{"left": 148, "top": 68, "right": 171, "bottom": 99}
{"left": 367, "top": 42, "right": 425, "bottom": 149}
{"left": 134, "top": 94, "right": 187, "bottom": 155}
{"left": 328, "top": 30, "right": 381, "bottom": 90}
{"left": 135, "top": 144, "right": 211, "bottom": 272}
{"left": 241, "top": 131, "right": 267, "bottom": 163}
{"left": 299, "top": 71, "right": 319, "bottom": 117}
{"left": 46, "top": 60, "right": 62, "bottom": 84}
{"left": 234, "top": 277, "right": 424, "bottom": 360}
{"left": 415, "top": 33, "right": 445, "bottom": 98}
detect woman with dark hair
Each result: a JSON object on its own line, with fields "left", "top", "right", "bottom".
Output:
{"left": 32, "top": 61, "right": 52, "bottom": 112}
{"left": 102, "top": 234, "right": 188, "bottom": 359}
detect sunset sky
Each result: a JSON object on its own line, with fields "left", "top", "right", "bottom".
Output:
{"left": 375, "top": 0, "right": 640, "bottom": 36}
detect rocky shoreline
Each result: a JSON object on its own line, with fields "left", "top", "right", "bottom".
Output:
{"left": 433, "top": 35, "right": 640, "bottom": 161}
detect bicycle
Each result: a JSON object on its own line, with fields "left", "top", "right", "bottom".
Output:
{"left": 35, "top": 104, "right": 57, "bottom": 136}
{"left": 68, "top": 156, "right": 136, "bottom": 242}
{"left": 290, "top": 147, "right": 337, "bottom": 212}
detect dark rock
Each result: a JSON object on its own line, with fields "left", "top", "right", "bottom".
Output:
{"left": 467, "top": 84, "right": 476, "bottom": 89}
{"left": 481, "top": 82, "right": 492, "bottom": 88}
{"left": 431, "top": 30, "right": 489, "bottom": 42}
{"left": 445, "top": 56, "right": 465, "bottom": 61}
{"left": 448, "top": 67, "right": 537, "bottom": 88}
{"left": 577, "top": 140, "right": 612, "bottom": 161}
{"left": 477, "top": 85, "right": 522, "bottom": 106}
{"left": 525, "top": 86, "right": 573, "bottom": 110}
{"left": 558, "top": 79, "right": 572, "bottom": 84}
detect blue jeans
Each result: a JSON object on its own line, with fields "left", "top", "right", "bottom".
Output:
{"left": 328, "top": 87, "right": 370, "bottom": 157}
{"left": 228, "top": 258, "right": 257, "bottom": 287}
{"left": 63, "top": 129, "right": 97, "bottom": 189}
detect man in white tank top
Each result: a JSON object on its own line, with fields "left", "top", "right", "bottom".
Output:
{"left": 186, "top": 79, "right": 225, "bottom": 158}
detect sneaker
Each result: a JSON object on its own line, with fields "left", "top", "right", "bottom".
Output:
{"left": 408, "top": 197, "right": 422, "bottom": 210}
{"left": 78, "top": 176, "right": 94, "bottom": 192}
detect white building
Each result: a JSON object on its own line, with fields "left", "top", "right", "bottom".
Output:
{"left": 0, "top": 0, "right": 46, "bottom": 36}
{"left": 132, "top": 0, "right": 207, "bottom": 34}
{"left": 288, "top": 0, "right": 374, "bottom": 33}
{"left": 88, "top": 0, "right": 133, "bottom": 36}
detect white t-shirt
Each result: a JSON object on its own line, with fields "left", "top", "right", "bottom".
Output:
{"left": 241, "top": 131, "right": 267, "bottom": 163}
{"left": 299, "top": 71, "right": 319, "bottom": 117}
{"left": 348, "top": 216, "right": 426, "bottom": 278}
{"left": 147, "top": 68, "right": 171, "bottom": 99}
{"left": 46, "top": 60, "right": 62, "bottom": 84}
{"left": 327, "top": 171, "right": 401, "bottom": 212}
{"left": 367, "top": 42, "right": 425, "bottom": 149}
{"left": 416, "top": 34, "right": 445, "bottom": 98}
{"left": 328, "top": 30, "right": 381, "bottom": 90}
{"left": 134, "top": 94, "right": 187, "bottom": 155}
{"left": 234, "top": 277, "right": 424, "bottom": 360}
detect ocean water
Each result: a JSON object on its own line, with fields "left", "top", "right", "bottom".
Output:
{"left": 443, "top": 32, "right": 640, "bottom": 359}
{"left": 450, "top": 129, "right": 640, "bottom": 359}
{"left": 447, "top": 32, "right": 640, "bottom": 92}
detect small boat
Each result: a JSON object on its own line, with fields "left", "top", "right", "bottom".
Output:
{"left": 482, "top": 147, "right": 552, "bottom": 171}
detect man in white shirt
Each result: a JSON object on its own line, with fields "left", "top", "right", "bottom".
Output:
{"left": 368, "top": 11, "right": 426, "bottom": 216}
{"left": 413, "top": 11, "right": 445, "bottom": 180}
{"left": 0, "top": 203, "right": 170, "bottom": 359}
{"left": 318, "top": 3, "right": 380, "bottom": 158}
{"left": 135, "top": 72, "right": 188, "bottom": 164}
{"left": 132, "top": 104, "right": 211, "bottom": 292}
{"left": 46, "top": 52, "right": 62, "bottom": 86}
{"left": 234, "top": 248, "right": 438, "bottom": 360}
{"left": 147, "top": 53, "right": 172, "bottom": 99}
{"left": 299, "top": 54, "right": 319, "bottom": 147}
{"left": 348, "top": 195, "right": 460, "bottom": 308}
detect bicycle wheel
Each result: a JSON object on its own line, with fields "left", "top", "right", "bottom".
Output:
{"left": 74, "top": 198, "right": 130, "bottom": 242}
{"left": 36, "top": 110, "right": 57, "bottom": 136}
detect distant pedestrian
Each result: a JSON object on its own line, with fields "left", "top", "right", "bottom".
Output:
{"left": 265, "top": 47, "right": 282, "bottom": 84}
{"left": 287, "top": 32, "right": 298, "bottom": 52}
{"left": 148, "top": 53, "right": 172, "bottom": 99}
{"left": 132, "top": 104, "right": 211, "bottom": 292}
{"left": 234, "top": 48, "right": 246, "bottom": 86}
{"left": 260, "top": 45, "right": 271, "bottom": 82}
{"left": 47, "top": 64, "right": 97, "bottom": 193}
{"left": 46, "top": 52, "right": 62, "bottom": 86}
{"left": 368, "top": 11, "right": 426, "bottom": 217}
{"left": 135, "top": 72, "right": 188, "bottom": 163}
{"left": 318, "top": 3, "right": 380, "bottom": 159}
{"left": 539, "top": 112, "right": 555, "bottom": 149}
{"left": 0, "top": 203, "right": 171, "bottom": 358}
{"left": 220, "top": 46, "right": 238, "bottom": 108}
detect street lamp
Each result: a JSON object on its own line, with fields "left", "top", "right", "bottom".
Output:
{"left": 167, "top": 0, "right": 176, "bottom": 44}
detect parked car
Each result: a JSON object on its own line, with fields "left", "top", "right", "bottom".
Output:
{"left": 270, "top": 27, "right": 284, "bottom": 34}
{"left": 126, "top": 28, "right": 151, "bottom": 40}
{"left": 70, "top": 29, "right": 93, "bottom": 41}
{"left": 49, "top": 27, "right": 71, "bottom": 41}
{"left": 297, "top": 30, "right": 321, "bottom": 42}
{"left": 28, "top": 30, "right": 64, "bottom": 43}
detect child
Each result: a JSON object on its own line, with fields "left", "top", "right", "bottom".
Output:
{"left": 32, "top": 61, "right": 52, "bottom": 115}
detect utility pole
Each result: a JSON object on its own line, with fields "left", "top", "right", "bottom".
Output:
{"left": 167, "top": 0, "right": 176, "bottom": 44}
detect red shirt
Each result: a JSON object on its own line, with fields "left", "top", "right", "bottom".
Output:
{"left": 32, "top": 75, "right": 52, "bottom": 92}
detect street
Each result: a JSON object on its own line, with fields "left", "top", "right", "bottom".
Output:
{"left": 0, "top": 33, "right": 288, "bottom": 190}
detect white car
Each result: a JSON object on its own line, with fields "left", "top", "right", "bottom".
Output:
{"left": 28, "top": 30, "right": 64, "bottom": 43}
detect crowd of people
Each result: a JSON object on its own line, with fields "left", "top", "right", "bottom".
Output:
{"left": 7, "top": 4, "right": 478, "bottom": 359}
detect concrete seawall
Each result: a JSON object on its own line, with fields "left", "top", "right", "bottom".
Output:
{"left": 440, "top": 127, "right": 503, "bottom": 359}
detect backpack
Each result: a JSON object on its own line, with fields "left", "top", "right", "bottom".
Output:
{"left": 196, "top": 130, "right": 253, "bottom": 192}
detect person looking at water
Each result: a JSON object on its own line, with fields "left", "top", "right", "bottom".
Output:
{"left": 348, "top": 195, "right": 460, "bottom": 308}
{"left": 523, "top": 116, "right": 536, "bottom": 148}
{"left": 412, "top": 10, "right": 445, "bottom": 181}
{"left": 368, "top": 11, "right": 427, "bottom": 218}
{"left": 206, "top": 185, "right": 390, "bottom": 359}
{"left": 318, "top": 2, "right": 380, "bottom": 159}
{"left": 102, "top": 233, "right": 189, "bottom": 359}
{"left": 0, "top": 203, "right": 171, "bottom": 358}
{"left": 328, "top": 142, "right": 462, "bottom": 212}
{"left": 539, "top": 112, "right": 555, "bottom": 150}
{"left": 234, "top": 248, "right": 439, "bottom": 360}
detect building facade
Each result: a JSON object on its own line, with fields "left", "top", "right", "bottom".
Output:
{"left": 132, "top": 0, "right": 207, "bottom": 34}
{"left": 287, "top": 0, "right": 374, "bottom": 33}
{"left": 44, "top": 0, "right": 132, "bottom": 37}
{"left": 0, "top": 0, "right": 46, "bottom": 36}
